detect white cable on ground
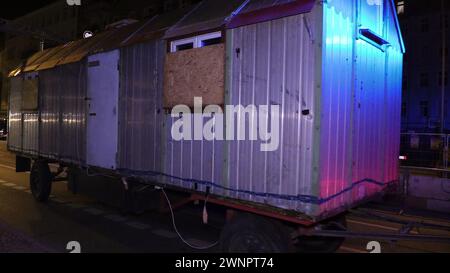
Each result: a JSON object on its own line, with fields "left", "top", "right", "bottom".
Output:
{"left": 160, "top": 188, "right": 219, "bottom": 250}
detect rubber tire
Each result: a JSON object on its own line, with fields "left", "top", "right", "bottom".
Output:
{"left": 220, "top": 213, "right": 291, "bottom": 253}
{"left": 294, "top": 215, "right": 347, "bottom": 253}
{"left": 30, "top": 160, "right": 52, "bottom": 202}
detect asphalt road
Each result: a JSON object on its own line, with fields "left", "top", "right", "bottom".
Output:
{"left": 0, "top": 141, "right": 449, "bottom": 253}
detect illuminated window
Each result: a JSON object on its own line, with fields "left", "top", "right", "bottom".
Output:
{"left": 170, "top": 32, "right": 222, "bottom": 52}
{"left": 397, "top": 1, "right": 405, "bottom": 15}
{"left": 420, "top": 101, "right": 429, "bottom": 117}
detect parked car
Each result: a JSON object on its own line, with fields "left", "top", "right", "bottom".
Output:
{"left": 0, "top": 118, "right": 7, "bottom": 140}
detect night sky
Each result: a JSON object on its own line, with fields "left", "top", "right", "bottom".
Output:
{"left": 1, "top": 0, "right": 58, "bottom": 20}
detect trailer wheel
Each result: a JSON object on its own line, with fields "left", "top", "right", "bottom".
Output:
{"left": 220, "top": 213, "right": 291, "bottom": 253}
{"left": 30, "top": 160, "right": 53, "bottom": 202}
{"left": 294, "top": 215, "right": 347, "bottom": 253}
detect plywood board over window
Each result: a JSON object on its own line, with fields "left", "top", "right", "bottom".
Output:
{"left": 164, "top": 44, "right": 225, "bottom": 109}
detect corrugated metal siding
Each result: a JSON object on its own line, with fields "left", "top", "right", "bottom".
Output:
{"left": 118, "top": 41, "right": 165, "bottom": 171}
{"left": 22, "top": 113, "right": 39, "bottom": 155}
{"left": 39, "top": 63, "right": 86, "bottom": 163}
{"left": 319, "top": 0, "right": 403, "bottom": 215}
{"left": 163, "top": 115, "right": 225, "bottom": 194}
{"left": 39, "top": 69, "right": 61, "bottom": 159}
{"left": 8, "top": 77, "right": 23, "bottom": 152}
{"left": 350, "top": 39, "right": 389, "bottom": 206}
{"left": 59, "top": 63, "right": 87, "bottom": 164}
{"left": 384, "top": 48, "right": 403, "bottom": 186}
{"left": 228, "top": 13, "right": 318, "bottom": 213}
{"left": 319, "top": 2, "right": 355, "bottom": 214}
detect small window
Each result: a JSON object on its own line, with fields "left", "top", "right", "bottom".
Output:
{"left": 358, "top": 28, "right": 389, "bottom": 49}
{"left": 170, "top": 32, "right": 222, "bottom": 53}
{"left": 397, "top": 1, "right": 405, "bottom": 15}
{"left": 201, "top": 37, "right": 222, "bottom": 47}
{"left": 176, "top": 42, "right": 194, "bottom": 51}
{"left": 197, "top": 32, "right": 222, "bottom": 47}
{"left": 171, "top": 38, "right": 196, "bottom": 52}
{"left": 420, "top": 101, "right": 429, "bottom": 117}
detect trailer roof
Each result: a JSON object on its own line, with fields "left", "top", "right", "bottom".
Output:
{"left": 163, "top": 0, "right": 246, "bottom": 39}
{"left": 122, "top": 7, "right": 193, "bottom": 46}
{"left": 10, "top": 8, "right": 192, "bottom": 76}
{"left": 226, "top": 0, "right": 316, "bottom": 29}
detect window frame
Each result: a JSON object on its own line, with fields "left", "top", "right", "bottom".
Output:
{"left": 396, "top": 1, "right": 405, "bottom": 15}
{"left": 170, "top": 31, "right": 222, "bottom": 53}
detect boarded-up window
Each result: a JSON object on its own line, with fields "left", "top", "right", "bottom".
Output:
{"left": 164, "top": 43, "right": 225, "bottom": 108}
{"left": 22, "top": 76, "right": 39, "bottom": 111}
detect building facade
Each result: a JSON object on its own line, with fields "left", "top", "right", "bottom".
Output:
{"left": 397, "top": 0, "right": 450, "bottom": 133}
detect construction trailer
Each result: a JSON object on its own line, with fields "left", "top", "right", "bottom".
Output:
{"left": 8, "top": 0, "right": 404, "bottom": 252}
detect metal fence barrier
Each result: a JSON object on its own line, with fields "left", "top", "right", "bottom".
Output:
{"left": 400, "top": 133, "right": 449, "bottom": 173}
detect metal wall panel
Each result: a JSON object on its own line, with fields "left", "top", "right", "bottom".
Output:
{"left": 22, "top": 113, "right": 39, "bottom": 155}
{"left": 319, "top": 1, "right": 355, "bottom": 215}
{"left": 59, "top": 63, "right": 87, "bottom": 164}
{"left": 39, "top": 63, "right": 86, "bottom": 163}
{"left": 163, "top": 114, "right": 225, "bottom": 194}
{"left": 319, "top": 0, "right": 403, "bottom": 216}
{"left": 228, "top": 13, "right": 318, "bottom": 214}
{"left": 39, "top": 69, "right": 60, "bottom": 159}
{"left": 118, "top": 41, "right": 165, "bottom": 172}
{"left": 8, "top": 77, "right": 23, "bottom": 152}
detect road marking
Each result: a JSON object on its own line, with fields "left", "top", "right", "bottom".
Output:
{"left": 340, "top": 246, "right": 367, "bottom": 254}
{"left": 0, "top": 163, "right": 15, "bottom": 171}
{"left": 0, "top": 179, "right": 6, "bottom": 183}
{"left": 104, "top": 214, "right": 127, "bottom": 222}
{"left": 126, "top": 221, "right": 151, "bottom": 230}
{"left": 151, "top": 229, "right": 178, "bottom": 239}
{"left": 13, "top": 186, "right": 27, "bottom": 191}
{"left": 4, "top": 183, "right": 16, "bottom": 187}
{"left": 84, "top": 208, "right": 105, "bottom": 216}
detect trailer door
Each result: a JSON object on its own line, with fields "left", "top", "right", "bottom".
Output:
{"left": 86, "top": 50, "right": 120, "bottom": 170}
